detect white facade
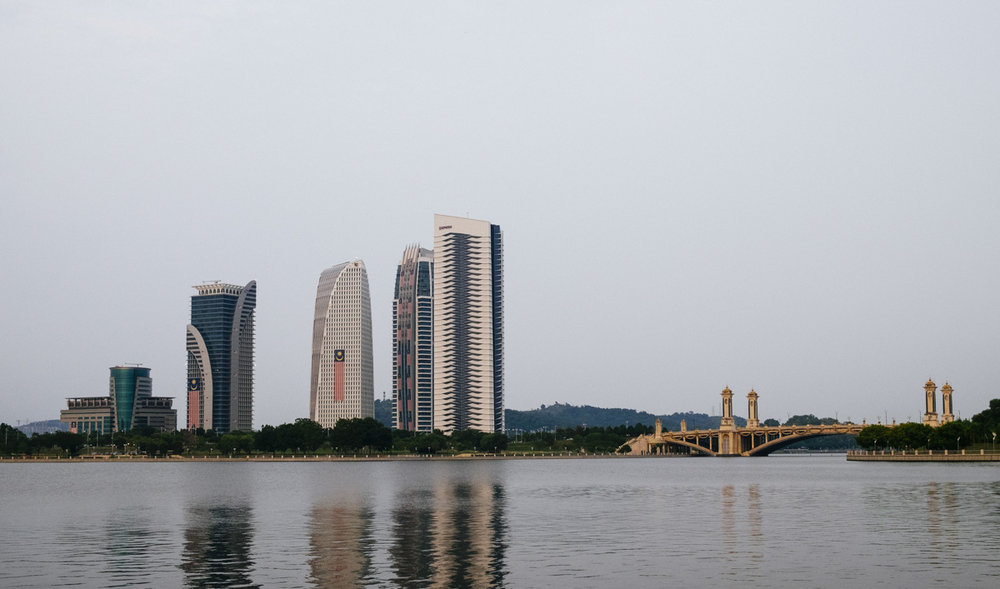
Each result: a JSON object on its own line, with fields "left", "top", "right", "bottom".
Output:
{"left": 433, "top": 214, "right": 503, "bottom": 433}
{"left": 309, "top": 259, "right": 374, "bottom": 428}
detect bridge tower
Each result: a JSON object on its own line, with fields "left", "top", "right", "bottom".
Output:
{"left": 941, "top": 382, "right": 954, "bottom": 424}
{"left": 719, "top": 386, "right": 737, "bottom": 455}
{"left": 747, "top": 389, "right": 760, "bottom": 429}
{"left": 923, "top": 379, "right": 939, "bottom": 427}
{"left": 720, "top": 387, "right": 734, "bottom": 429}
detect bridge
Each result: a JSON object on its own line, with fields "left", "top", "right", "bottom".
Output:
{"left": 620, "top": 386, "right": 867, "bottom": 457}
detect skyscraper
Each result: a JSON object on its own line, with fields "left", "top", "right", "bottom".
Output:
{"left": 186, "top": 281, "right": 256, "bottom": 433}
{"left": 393, "top": 245, "right": 434, "bottom": 431}
{"left": 433, "top": 214, "right": 504, "bottom": 433}
{"left": 310, "top": 260, "right": 374, "bottom": 428}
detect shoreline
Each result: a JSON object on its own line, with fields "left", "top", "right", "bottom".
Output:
{"left": 0, "top": 452, "right": 649, "bottom": 463}
{"left": 847, "top": 450, "right": 1000, "bottom": 462}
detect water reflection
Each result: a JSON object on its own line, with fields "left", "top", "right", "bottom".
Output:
{"left": 101, "top": 509, "right": 172, "bottom": 588}
{"left": 180, "top": 502, "right": 258, "bottom": 588}
{"left": 389, "top": 488, "right": 435, "bottom": 584}
{"left": 747, "top": 484, "right": 763, "bottom": 563}
{"left": 389, "top": 472, "right": 507, "bottom": 587}
{"left": 720, "top": 484, "right": 763, "bottom": 579}
{"left": 307, "top": 496, "right": 375, "bottom": 586}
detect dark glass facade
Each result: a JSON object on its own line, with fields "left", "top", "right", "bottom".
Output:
{"left": 490, "top": 224, "right": 504, "bottom": 433}
{"left": 187, "top": 281, "right": 256, "bottom": 433}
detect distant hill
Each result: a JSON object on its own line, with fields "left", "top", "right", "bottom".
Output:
{"left": 505, "top": 402, "right": 742, "bottom": 432}
{"left": 374, "top": 399, "right": 734, "bottom": 432}
{"left": 374, "top": 398, "right": 393, "bottom": 427}
{"left": 16, "top": 419, "right": 67, "bottom": 436}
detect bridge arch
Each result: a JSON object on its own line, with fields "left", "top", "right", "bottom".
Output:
{"left": 744, "top": 429, "right": 861, "bottom": 456}
{"left": 659, "top": 438, "right": 716, "bottom": 456}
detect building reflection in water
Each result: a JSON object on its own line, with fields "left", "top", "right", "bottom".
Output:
{"left": 390, "top": 475, "right": 507, "bottom": 588}
{"left": 101, "top": 509, "right": 169, "bottom": 585}
{"left": 307, "top": 495, "right": 375, "bottom": 587}
{"left": 180, "top": 502, "right": 258, "bottom": 588}
{"left": 747, "top": 484, "right": 763, "bottom": 563}
{"left": 924, "top": 481, "right": 959, "bottom": 561}
{"left": 720, "top": 484, "right": 763, "bottom": 578}
{"left": 306, "top": 467, "right": 508, "bottom": 587}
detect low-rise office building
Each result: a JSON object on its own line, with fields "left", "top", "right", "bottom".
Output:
{"left": 60, "top": 366, "right": 177, "bottom": 434}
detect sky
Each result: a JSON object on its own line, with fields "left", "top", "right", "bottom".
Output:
{"left": 2, "top": 1, "right": 999, "bottom": 429}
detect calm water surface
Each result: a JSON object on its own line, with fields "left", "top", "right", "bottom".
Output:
{"left": 2, "top": 456, "right": 999, "bottom": 587}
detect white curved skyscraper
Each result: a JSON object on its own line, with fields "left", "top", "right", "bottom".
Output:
{"left": 309, "top": 259, "right": 373, "bottom": 428}
{"left": 433, "top": 214, "right": 503, "bottom": 433}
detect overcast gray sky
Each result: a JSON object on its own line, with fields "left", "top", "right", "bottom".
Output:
{"left": 2, "top": 1, "right": 998, "bottom": 429}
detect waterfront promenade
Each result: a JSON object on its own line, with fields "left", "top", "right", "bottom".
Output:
{"left": 0, "top": 452, "right": 630, "bottom": 463}
{"left": 847, "top": 449, "right": 1000, "bottom": 462}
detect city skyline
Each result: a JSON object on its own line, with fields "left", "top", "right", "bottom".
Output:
{"left": 3, "top": 3, "right": 999, "bottom": 428}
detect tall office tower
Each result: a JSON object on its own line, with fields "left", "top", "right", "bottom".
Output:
{"left": 310, "top": 260, "right": 374, "bottom": 428}
{"left": 393, "top": 245, "right": 434, "bottom": 431}
{"left": 433, "top": 214, "right": 504, "bottom": 434}
{"left": 186, "top": 281, "right": 256, "bottom": 433}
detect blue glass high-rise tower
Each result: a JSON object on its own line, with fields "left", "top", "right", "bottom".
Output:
{"left": 186, "top": 281, "right": 256, "bottom": 433}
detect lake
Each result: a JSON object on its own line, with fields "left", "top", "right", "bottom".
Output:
{"left": 1, "top": 456, "right": 998, "bottom": 587}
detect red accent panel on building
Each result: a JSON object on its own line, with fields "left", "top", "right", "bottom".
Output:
{"left": 334, "top": 357, "right": 345, "bottom": 402}
{"left": 188, "top": 388, "right": 200, "bottom": 429}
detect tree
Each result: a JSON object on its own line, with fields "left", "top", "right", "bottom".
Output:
{"left": 0, "top": 423, "right": 29, "bottom": 456}
{"left": 255, "top": 425, "right": 278, "bottom": 452}
{"left": 930, "top": 420, "right": 975, "bottom": 451}
{"left": 762, "top": 418, "right": 780, "bottom": 427}
{"left": 480, "top": 433, "right": 508, "bottom": 453}
{"left": 407, "top": 431, "right": 448, "bottom": 454}
{"left": 888, "top": 422, "right": 933, "bottom": 450}
{"left": 972, "top": 399, "right": 1000, "bottom": 432}
{"left": 329, "top": 418, "right": 392, "bottom": 451}
{"left": 450, "top": 429, "right": 485, "bottom": 451}
{"left": 856, "top": 424, "right": 890, "bottom": 450}
{"left": 219, "top": 432, "right": 255, "bottom": 454}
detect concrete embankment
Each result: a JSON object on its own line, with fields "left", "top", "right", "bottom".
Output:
{"left": 0, "top": 452, "right": 635, "bottom": 463}
{"left": 847, "top": 450, "right": 1000, "bottom": 462}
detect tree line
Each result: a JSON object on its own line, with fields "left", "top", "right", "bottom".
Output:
{"left": 856, "top": 400, "right": 1000, "bottom": 451}
{"left": 8, "top": 400, "right": 998, "bottom": 457}
{"left": 0, "top": 418, "right": 650, "bottom": 457}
